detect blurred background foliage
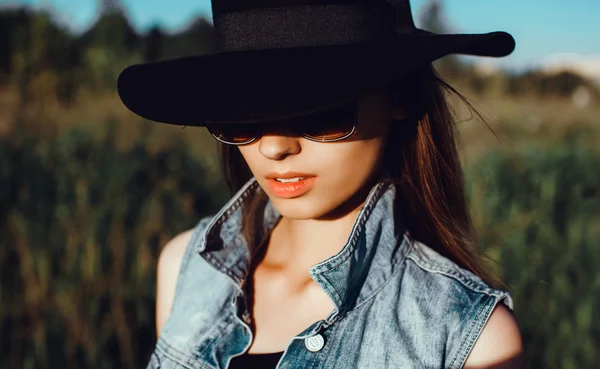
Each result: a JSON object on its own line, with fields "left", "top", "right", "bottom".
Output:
{"left": 0, "top": 0, "right": 598, "bottom": 368}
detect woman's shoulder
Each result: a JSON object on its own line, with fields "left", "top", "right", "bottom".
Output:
{"left": 158, "top": 215, "right": 215, "bottom": 280}
{"left": 158, "top": 215, "right": 216, "bottom": 280}
{"left": 397, "top": 238, "right": 520, "bottom": 368}
{"left": 156, "top": 215, "right": 215, "bottom": 335}
{"left": 158, "top": 230, "right": 194, "bottom": 271}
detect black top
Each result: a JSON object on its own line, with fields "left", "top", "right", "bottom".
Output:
{"left": 228, "top": 351, "right": 284, "bottom": 369}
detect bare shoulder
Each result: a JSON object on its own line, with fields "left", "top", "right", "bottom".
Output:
{"left": 464, "top": 303, "right": 524, "bottom": 369}
{"left": 158, "top": 229, "right": 194, "bottom": 272}
{"left": 156, "top": 229, "right": 194, "bottom": 337}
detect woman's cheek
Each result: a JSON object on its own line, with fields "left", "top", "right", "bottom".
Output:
{"left": 333, "top": 143, "right": 382, "bottom": 182}
{"left": 318, "top": 145, "right": 379, "bottom": 196}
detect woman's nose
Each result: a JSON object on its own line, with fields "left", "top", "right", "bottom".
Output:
{"left": 258, "top": 128, "right": 301, "bottom": 160}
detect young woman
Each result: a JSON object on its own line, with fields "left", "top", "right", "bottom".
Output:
{"left": 118, "top": 0, "right": 523, "bottom": 368}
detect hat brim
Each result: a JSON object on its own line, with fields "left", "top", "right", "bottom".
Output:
{"left": 117, "top": 29, "right": 514, "bottom": 125}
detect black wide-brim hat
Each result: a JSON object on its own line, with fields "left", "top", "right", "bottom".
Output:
{"left": 118, "top": 0, "right": 515, "bottom": 126}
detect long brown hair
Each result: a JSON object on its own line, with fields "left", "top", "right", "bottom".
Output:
{"left": 217, "top": 64, "right": 500, "bottom": 288}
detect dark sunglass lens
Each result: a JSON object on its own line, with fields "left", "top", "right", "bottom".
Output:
{"left": 300, "top": 103, "right": 356, "bottom": 140}
{"left": 207, "top": 124, "right": 259, "bottom": 144}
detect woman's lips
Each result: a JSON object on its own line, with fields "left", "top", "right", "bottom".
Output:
{"left": 265, "top": 176, "right": 317, "bottom": 199}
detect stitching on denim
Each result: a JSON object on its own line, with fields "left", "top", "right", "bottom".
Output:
{"left": 316, "top": 232, "right": 412, "bottom": 325}
{"left": 310, "top": 222, "right": 364, "bottom": 276}
{"left": 201, "top": 179, "right": 259, "bottom": 248}
{"left": 203, "top": 252, "right": 240, "bottom": 282}
{"left": 348, "top": 235, "right": 412, "bottom": 312}
{"left": 405, "top": 243, "right": 504, "bottom": 298}
{"left": 310, "top": 182, "right": 392, "bottom": 274}
{"left": 314, "top": 320, "right": 337, "bottom": 369}
{"left": 221, "top": 180, "right": 258, "bottom": 218}
{"left": 307, "top": 349, "right": 319, "bottom": 369}
{"left": 190, "top": 216, "right": 213, "bottom": 248}
{"left": 318, "top": 216, "right": 367, "bottom": 272}
{"left": 317, "top": 272, "right": 344, "bottom": 310}
{"left": 155, "top": 342, "right": 191, "bottom": 368}
{"left": 156, "top": 338, "right": 214, "bottom": 369}
{"left": 311, "top": 236, "right": 412, "bottom": 330}
{"left": 149, "top": 352, "right": 160, "bottom": 369}
{"left": 195, "top": 311, "right": 236, "bottom": 358}
{"left": 449, "top": 294, "right": 495, "bottom": 369}
{"left": 160, "top": 309, "right": 236, "bottom": 364}
{"left": 318, "top": 332, "right": 333, "bottom": 369}
{"left": 199, "top": 180, "right": 260, "bottom": 279}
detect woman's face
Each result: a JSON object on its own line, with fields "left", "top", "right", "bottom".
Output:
{"left": 238, "top": 88, "right": 402, "bottom": 220}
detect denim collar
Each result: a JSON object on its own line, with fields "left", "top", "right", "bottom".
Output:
{"left": 197, "top": 177, "right": 411, "bottom": 324}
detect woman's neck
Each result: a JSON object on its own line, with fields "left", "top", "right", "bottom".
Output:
{"left": 261, "top": 198, "right": 366, "bottom": 276}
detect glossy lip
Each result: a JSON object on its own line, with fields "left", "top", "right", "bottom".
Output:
{"left": 265, "top": 176, "right": 318, "bottom": 199}
{"left": 265, "top": 171, "right": 316, "bottom": 179}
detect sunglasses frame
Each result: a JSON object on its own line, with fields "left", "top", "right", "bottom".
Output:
{"left": 206, "top": 102, "right": 358, "bottom": 146}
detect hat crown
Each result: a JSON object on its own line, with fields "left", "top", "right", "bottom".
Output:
{"left": 211, "top": 0, "right": 417, "bottom": 52}
{"left": 212, "top": 0, "right": 410, "bottom": 16}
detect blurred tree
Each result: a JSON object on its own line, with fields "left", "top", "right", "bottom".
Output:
{"left": 78, "top": 0, "right": 141, "bottom": 89}
{"left": 0, "top": 5, "right": 215, "bottom": 95}
{"left": 1, "top": 7, "right": 81, "bottom": 110}
{"left": 81, "top": 0, "right": 138, "bottom": 58}
{"left": 541, "top": 71, "right": 590, "bottom": 97}
{"left": 419, "top": 0, "right": 449, "bottom": 34}
{"left": 0, "top": 8, "right": 31, "bottom": 79}
{"left": 5, "top": 8, "right": 81, "bottom": 135}
{"left": 100, "top": 0, "right": 125, "bottom": 13}
{"left": 144, "top": 25, "right": 165, "bottom": 62}
{"left": 504, "top": 69, "right": 599, "bottom": 101}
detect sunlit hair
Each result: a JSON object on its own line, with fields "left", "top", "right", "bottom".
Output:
{"left": 217, "top": 64, "right": 499, "bottom": 288}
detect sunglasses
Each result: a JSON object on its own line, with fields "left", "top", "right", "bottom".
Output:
{"left": 206, "top": 101, "right": 357, "bottom": 145}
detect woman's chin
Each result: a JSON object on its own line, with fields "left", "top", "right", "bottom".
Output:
{"left": 265, "top": 193, "right": 336, "bottom": 221}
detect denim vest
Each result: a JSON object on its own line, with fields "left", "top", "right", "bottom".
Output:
{"left": 149, "top": 177, "right": 513, "bottom": 369}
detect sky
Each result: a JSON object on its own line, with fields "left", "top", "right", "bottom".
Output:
{"left": 4, "top": 0, "right": 600, "bottom": 77}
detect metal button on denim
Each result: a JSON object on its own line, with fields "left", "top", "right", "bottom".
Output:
{"left": 304, "top": 333, "right": 325, "bottom": 352}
